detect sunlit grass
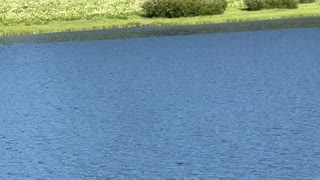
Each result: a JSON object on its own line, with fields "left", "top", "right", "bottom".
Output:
{"left": 0, "top": 0, "right": 319, "bottom": 37}
{"left": 0, "top": 0, "right": 144, "bottom": 25}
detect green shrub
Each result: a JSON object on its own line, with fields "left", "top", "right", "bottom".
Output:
{"left": 244, "top": 0, "right": 298, "bottom": 10}
{"left": 299, "top": 0, "right": 316, "bottom": 3}
{"left": 243, "top": 0, "right": 265, "bottom": 10}
{"left": 141, "top": 0, "right": 228, "bottom": 18}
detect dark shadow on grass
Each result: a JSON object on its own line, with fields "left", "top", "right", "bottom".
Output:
{"left": 240, "top": 7, "right": 254, "bottom": 11}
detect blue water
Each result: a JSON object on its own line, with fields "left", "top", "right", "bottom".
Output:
{"left": 0, "top": 28, "right": 320, "bottom": 179}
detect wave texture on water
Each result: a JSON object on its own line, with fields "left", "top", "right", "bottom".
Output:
{"left": 0, "top": 28, "right": 320, "bottom": 179}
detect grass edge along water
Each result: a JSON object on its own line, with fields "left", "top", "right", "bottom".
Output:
{"left": 0, "top": 0, "right": 319, "bottom": 37}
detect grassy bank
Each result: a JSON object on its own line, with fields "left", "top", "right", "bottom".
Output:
{"left": 0, "top": 0, "right": 320, "bottom": 37}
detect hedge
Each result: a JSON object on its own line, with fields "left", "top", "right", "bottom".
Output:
{"left": 142, "top": 0, "right": 228, "bottom": 18}
{"left": 244, "top": 0, "right": 298, "bottom": 11}
{"left": 299, "top": 0, "right": 316, "bottom": 3}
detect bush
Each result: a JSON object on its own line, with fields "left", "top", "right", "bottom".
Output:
{"left": 243, "top": 0, "right": 265, "bottom": 10}
{"left": 244, "top": 0, "right": 298, "bottom": 10}
{"left": 142, "top": 0, "right": 228, "bottom": 18}
{"left": 299, "top": 0, "right": 316, "bottom": 3}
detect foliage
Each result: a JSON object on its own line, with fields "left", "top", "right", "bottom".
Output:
{"left": 0, "top": 0, "right": 144, "bottom": 25}
{"left": 299, "top": 0, "right": 316, "bottom": 3}
{"left": 141, "top": 0, "right": 183, "bottom": 18}
{"left": 244, "top": 0, "right": 299, "bottom": 10}
{"left": 1, "top": 1, "right": 320, "bottom": 37}
{"left": 141, "top": 0, "right": 228, "bottom": 18}
{"left": 0, "top": 0, "right": 319, "bottom": 33}
{"left": 227, "top": 0, "right": 246, "bottom": 8}
{"left": 0, "top": 0, "right": 243, "bottom": 25}
{"left": 243, "top": 0, "right": 265, "bottom": 10}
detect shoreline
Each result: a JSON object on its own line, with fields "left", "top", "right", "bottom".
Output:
{"left": 1, "top": 17, "right": 320, "bottom": 45}
{"left": 0, "top": 2, "right": 320, "bottom": 38}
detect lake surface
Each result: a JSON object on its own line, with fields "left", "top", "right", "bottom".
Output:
{"left": 0, "top": 28, "right": 320, "bottom": 179}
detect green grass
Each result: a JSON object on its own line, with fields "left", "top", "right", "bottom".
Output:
{"left": 0, "top": 0, "right": 320, "bottom": 37}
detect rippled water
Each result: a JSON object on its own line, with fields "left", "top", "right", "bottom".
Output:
{"left": 0, "top": 28, "right": 320, "bottom": 179}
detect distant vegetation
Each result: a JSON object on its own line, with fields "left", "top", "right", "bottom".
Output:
{"left": 299, "top": 0, "right": 317, "bottom": 3}
{"left": 142, "top": 0, "right": 228, "bottom": 18}
{"left": 244, "top": 0, "right": 298, "bottom": 11}
{"left": 0, "top": 0, "right": 319, "bottom": 26}
{"left": 0, "top": 0, "right": 144, "bottom": 25}
{"left": 0, "top": 0, "right": 319, "bottom": 36}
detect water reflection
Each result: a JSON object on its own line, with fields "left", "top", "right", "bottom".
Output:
{"left": 1, "top": 17, "right": 320, "bottom": 45}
